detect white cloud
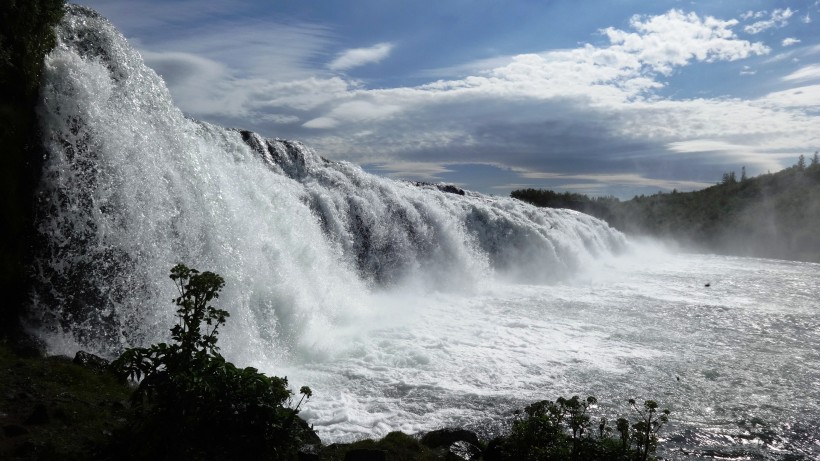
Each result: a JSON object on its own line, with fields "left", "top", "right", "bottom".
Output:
{"left": 739, "top": 65, "right": 756, "bottom": 75}
{"left": 760, "top": 84, "right": 820, "bottom": 108}
{"left": 602, "top": 10, "right": 768, "bottom": 75}
{"left": 140, "top": 50, "right": 241, "bottom": 115}
{"left": 668, "top": 139, "right": 752, "bottom": 153}
{"left": 303, "top": 100, "right": 402, "bottom": 129}
{"left": 782, "top": 38, "right": 802, "bottom": 47}
{"left": 372, "top": 162, "right": 454, "bottom": 182}
{"left": 135, "top": 17, "right": 334, "bottom": 83}
{"left": 666, "top": 139, "right": 785, "bottom": 173}
{"left": 276, "top": 10, "right": 796, "bottom": 190}
{"left": 782, "top": 64, "right": 820, "bottom": 82}
{"left": 259, "top": 114, "right": 301, "bottom": 124}
{"left": 744, "top": 8, "right": 794, "bottom": 34}
{"left": 328, "top": 43, "right": 394, "bottom": 71}
{"left": 124, "top": 7, "right": 812, "bottom": 195}
{"left": 740, "top": 10, "right": 767, "bottom": 21}
{"left": 510, "top": 170, "right": 714, "bottom": 192}
{"left": 302, "top": 117, "right": 339, "bottom": 129}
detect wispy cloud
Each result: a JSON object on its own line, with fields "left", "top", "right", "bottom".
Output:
{"left": 743, "top": 8, "right": 795, "bottom": 34}
{"left": 328, "top": 43, "right": 393, "bottom": 71}
{"left": 372, "top": 162, "right": 454, "bottom": 182}
{"left": 506, "top": 170, "right": 714, "bottom": 193}
{"left": 760, "top": 84, "right": 820, "bottom": 108}
{"left": 782, "top": 64, "right": 820, "bottom": 82}
{"left": 739, "top": 65, "right": 756, "bottom": 75}
{"left": 782, "top": 38, "right": 801, "bottom": 47}
{"left": 740, "top": 10, "right": 767, "bottom": 21}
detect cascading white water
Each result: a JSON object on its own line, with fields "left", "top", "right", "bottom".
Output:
{"left": 31, "top": 5, "right": 624, "bottom": 360}
{"left": 31, "top": 7, "right": 820, "bottom": 459}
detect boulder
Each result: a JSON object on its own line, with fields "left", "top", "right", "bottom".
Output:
{"left": 72, "top": 350, "right": 109, "bottom": 372}
{"left": 294, "top": 416, "right": 322, "bottom": 446}
{"left": 420, "top": 428, "right": 480, "bottom": 449}
{"left": 344, "top": 448, "right": 387, "bottom": 461}
{"left": 446, "top": 440, "right": 482, "bottom": 461}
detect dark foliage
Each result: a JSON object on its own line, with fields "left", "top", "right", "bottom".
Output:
{"left": 0, "top": 0, "right": 65, "bottom": 339}
{"left": 486, "top": 396, "right": 669, "bottom": 461}
{"left": 511, "top": 156, "right": 820, "bottom": 262}
{"left": 110, "top": 264, "right": 313, "bottom": 461}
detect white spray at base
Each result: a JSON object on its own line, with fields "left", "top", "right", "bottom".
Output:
{"left": 31, "top": 6, "right": 624, "bottom": 362}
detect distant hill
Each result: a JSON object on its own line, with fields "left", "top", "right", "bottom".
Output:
{"left": 511, "top": 155, "right": 820, "bottom": 262}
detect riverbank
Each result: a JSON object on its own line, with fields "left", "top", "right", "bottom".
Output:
{"left": 0, "top": 340, "right": 664, "bottom": 461}
{"left": 0, "top": 341, "right": 473, "bottom": 460}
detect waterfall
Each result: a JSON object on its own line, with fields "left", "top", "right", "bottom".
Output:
{"left": 30, "top": 5, "right": 625, "bottom": 361}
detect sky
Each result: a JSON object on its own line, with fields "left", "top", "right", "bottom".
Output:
{"left": 78, "top": 0, "right": 820, "bottom": 198}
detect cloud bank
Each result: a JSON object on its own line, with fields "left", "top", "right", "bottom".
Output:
{"left": 128, "top": 7, "right": 816, "bottom": 197}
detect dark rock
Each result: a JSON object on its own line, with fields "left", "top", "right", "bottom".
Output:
{"left": 412, "top": 181, "right": 466, "bottom": 196}
{"left": 481, "top": 437, "right": 508, "bottom": 461}
{"left": 446, "top": 440, "right": 482, "bottom": 461}
{"left": 297, "top": 444, "right": 320, "bottom": 461}
{"left": 294, "top": 416, "right": 322, "bottom": 446}
{"left": 420, "top": 428, "right": 480, "bottom": 449}
{"left": 73, "top": 350, "right": 110, "bottom": 372}
{"left": 3, "top": 424, "right": 29, "bottom": 437}
{"left": 436, "top": 184, "right": 466, "bottom": 196}
{"left": 9, "top": 333, "right": 46, "bottom": 358}
{"left": 25, "top": 402, "right": 49, "bottom": 425}
{"left": 344, "top": 448, "right": 387, "bottom": 461}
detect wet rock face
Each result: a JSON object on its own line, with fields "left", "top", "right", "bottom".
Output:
{"left": 446, "top": 440, "right": 482, "bottom": 461}
{"left": 421, "top": 428, "right": 483, "bottom": 460}
{"left": 343, "top": 448, "right": 387, "bottom": 461}
{"left": 420, "top": 428, "right": 481, "bottom": 449}
{"left": 73, "top": 350, "right": 110, "bottom": 372}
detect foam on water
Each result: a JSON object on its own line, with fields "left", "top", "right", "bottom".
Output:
{"left": 28, "top": 6, "right": 820, "bottom": 459}
{"left": 277, "top": 251, "right": 820, "bottom": 460}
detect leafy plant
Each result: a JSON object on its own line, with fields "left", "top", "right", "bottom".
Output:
{"left": 487, "top": 395, "right": 670, "bottom": 461}
{"left": 110, "top": 264, "right": 313, "bottom": 461}
{"left": 627, "top": 399, "right": 669, "bottom": 461}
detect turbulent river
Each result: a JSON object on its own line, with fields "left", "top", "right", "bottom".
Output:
{"left": 274, "top": 250, "right": 820, "bottom": 460}
{"left": 30, "top": 6, "right": 820, "bottom": 460}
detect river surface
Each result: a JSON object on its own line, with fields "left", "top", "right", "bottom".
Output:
{"left": 269, "top": 248, "right": 820, "bottom": 460}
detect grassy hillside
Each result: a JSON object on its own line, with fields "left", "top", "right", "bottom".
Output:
{"left": 512, "top": 156, "right": 820, "bottom": 262}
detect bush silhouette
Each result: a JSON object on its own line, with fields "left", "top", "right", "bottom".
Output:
{"left": 487, "top": 396, "right": 670, "bottom": 461}
{"left": 111, "top": 264, "right": 312, "bottom": 460}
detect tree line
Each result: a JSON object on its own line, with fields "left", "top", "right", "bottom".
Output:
{"left": 512, "top": 154, "right": 820, "bottom": 262}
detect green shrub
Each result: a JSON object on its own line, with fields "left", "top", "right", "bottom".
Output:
{"left": 488, "top": 395, "right": 670, "bottom": 461}
{"left": 110, "top": 264, "right": 312, "bottom": 461}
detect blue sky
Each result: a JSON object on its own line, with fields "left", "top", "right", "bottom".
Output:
{"left": 79, "top": 0, "right": 820, "bottom": 198}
